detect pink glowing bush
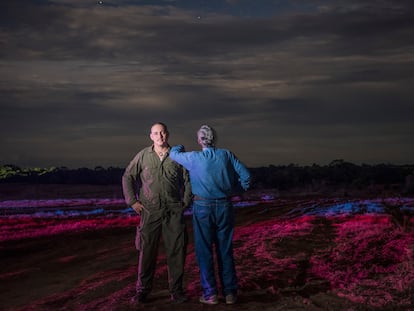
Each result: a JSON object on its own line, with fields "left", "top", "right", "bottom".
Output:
{"left": 0, "top": 216, "right": 140, "bottom": 242}
{"left": 310, "top": 215, "right": 414, "bottom": 307}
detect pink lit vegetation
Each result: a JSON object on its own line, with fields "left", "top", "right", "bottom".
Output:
{"left": 0, "top": 195, "right": 413, "bottom": 310}
{"left": 0, "top": 216, "right": 139, "bottom": 242}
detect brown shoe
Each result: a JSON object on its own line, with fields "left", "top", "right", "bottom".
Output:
{"left": 130, "top": 292, "right": 148, "bottom": 304}
{"left": 171, "top": 292, "right": 188, "bottom": 303}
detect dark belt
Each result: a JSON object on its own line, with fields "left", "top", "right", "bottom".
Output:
{"left": 193, "top": 195, "right": 229, "bottom": 201}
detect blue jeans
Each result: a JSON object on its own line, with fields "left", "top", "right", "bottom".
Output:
{"left": 192, "top": 199, "right": 237, "bottom": 298}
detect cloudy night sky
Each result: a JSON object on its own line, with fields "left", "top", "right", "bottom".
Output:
{"left": 1, "top": 0, "right": 413, "bottom": 169}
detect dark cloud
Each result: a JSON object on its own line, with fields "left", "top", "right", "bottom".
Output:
{"left": 1, "top": 0, "right": 414, "bottom": 167}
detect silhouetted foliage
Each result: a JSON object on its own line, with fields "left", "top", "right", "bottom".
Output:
{"left": 0, "top": 164, "right": 124, "bottom": 185}
{"left": 248, "top": 160, "right": 413, "bottom": 192}
{"left": 1, "top": 161, "right": 413, "bottom": 192}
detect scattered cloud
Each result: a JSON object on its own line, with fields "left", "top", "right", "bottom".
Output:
{"left": 1, "top": 0, "right": 413, "bottom": 167}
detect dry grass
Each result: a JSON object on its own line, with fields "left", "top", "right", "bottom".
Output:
{"left": 0, "top": 185, "right": 413, "bottom": 310}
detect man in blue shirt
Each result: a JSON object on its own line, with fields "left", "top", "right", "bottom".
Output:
{"left": 170, "top": 125, "right": 251, "bottom": 305}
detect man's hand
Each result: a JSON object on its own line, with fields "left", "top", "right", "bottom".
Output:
{"left": 131, "top": 201, "right": 144, "bottom": 214}
{"left": 172, "top": 144, "right": 185, "bottom": 152}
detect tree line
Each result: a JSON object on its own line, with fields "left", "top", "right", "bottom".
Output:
{"left": 1, "top": 160, "right": 414, "bottom": 194}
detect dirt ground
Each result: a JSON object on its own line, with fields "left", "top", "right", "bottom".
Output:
{"left": 0, "top": 184, "right": 413, "bottom": 310}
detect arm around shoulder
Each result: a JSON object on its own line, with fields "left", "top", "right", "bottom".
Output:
{"left": 170, "top": 144, "right": 185, "bottom": 154}
{"left": 169, "top": 145, "right": 186, "bottom": 163}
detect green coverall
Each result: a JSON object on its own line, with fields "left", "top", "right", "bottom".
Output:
{"left": 122, "top": 146, "right": 192, "bottom": 296}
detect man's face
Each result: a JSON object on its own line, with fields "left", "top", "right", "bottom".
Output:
{"left": 150, "top": 124, "right": 169, "bottom": 147}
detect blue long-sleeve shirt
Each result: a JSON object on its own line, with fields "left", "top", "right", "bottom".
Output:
{"left": 170, "top": 145, "right": 251, "bottom": 199}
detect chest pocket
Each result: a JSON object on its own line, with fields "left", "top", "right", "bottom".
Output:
{"left": 163, "top": 161, "right": 182, "bottom": 181}
{"left": 142, "top": 165, "right": 158, "bottom": 182}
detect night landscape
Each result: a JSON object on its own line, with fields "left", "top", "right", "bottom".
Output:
{"left": 1, "top": 0, "right": 414, "bottom": 310}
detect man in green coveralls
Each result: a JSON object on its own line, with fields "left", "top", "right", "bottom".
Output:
{"left": 122, "top": 122, "right": 192, "bottom": 304}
